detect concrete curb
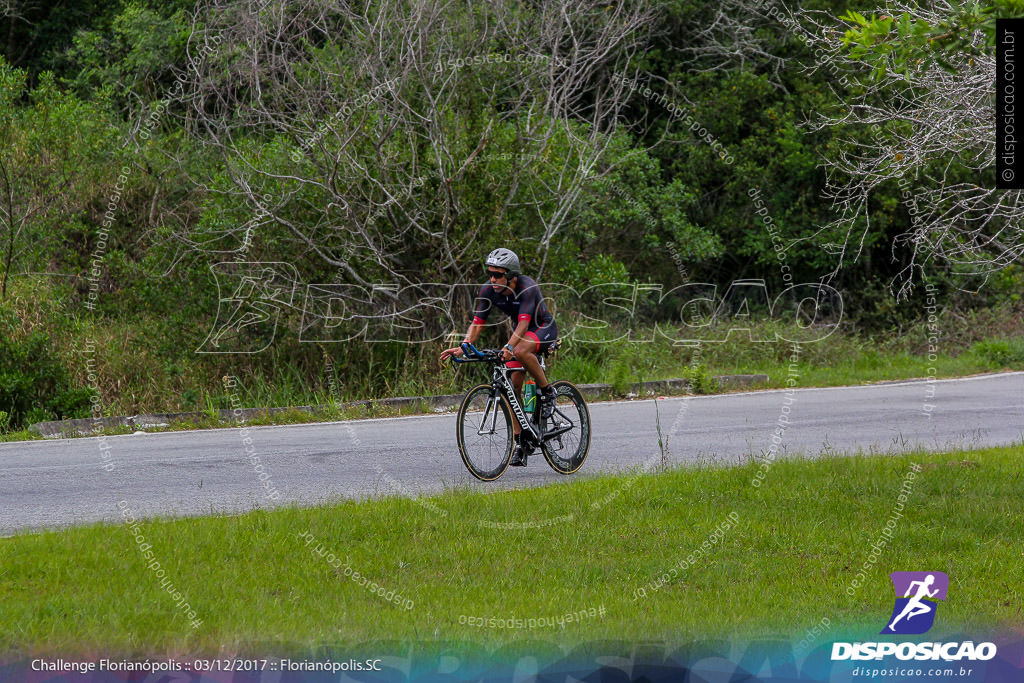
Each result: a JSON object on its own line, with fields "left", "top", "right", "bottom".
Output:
{"left": 28, "top": 374, "right": 769, "bottom": 439}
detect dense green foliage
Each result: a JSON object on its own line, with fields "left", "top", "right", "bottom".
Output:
{"left": 839, "top": 0, "right": 1024, "bottom": 77}
{"left": 0, "top": 308, "right": 93, "bottom": 428}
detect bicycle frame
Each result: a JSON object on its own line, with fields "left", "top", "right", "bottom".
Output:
{"left": 489, "top": 363, "right": 539, "bottom": 440}
{"left": 453, "top": 342, "right": 589, "bottom": 478}
{"left": 455, "top": 342, "right": 575, "bottom": 446}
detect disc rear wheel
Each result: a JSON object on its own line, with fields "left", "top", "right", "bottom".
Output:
{"left": 539, "top": 380, "right": 590, "bottom": 474}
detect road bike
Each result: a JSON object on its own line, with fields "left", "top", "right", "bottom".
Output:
{"left": 451, "top": 341, "right": 590, "bottom": 481}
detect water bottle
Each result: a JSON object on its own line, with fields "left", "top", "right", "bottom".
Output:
{"left": 524, "top": 377, "right": 536, "bottom": 414}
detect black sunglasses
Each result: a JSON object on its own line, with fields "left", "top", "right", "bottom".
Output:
{"left": 486, "top": 269, "right": 508, "bottom": 280}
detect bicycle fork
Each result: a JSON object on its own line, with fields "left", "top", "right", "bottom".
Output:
{"left": 475, "top": 387, "right": 538, "bottom": 440}
{"left": 477, "top": 393, "right": 503, "bottom": 436}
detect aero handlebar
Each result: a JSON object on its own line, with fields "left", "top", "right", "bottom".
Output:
{"left": 452, "top": 342, "right": 506, "bottom": 363}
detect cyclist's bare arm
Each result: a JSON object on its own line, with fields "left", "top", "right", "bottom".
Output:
{"left": 509, "top": 318, "right": 531, "bottom": 347}
{"left": 500, "top": 318, "right": 531, "bottom": 360}
{"left": 440, "top": 321, "right": 485, "bottom": 361}
{"left": 465, "top": 320, "right": 485, "bottom": 345}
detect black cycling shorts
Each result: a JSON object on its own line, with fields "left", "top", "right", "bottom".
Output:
{"left": 525, "top": 323, "right": 558, "bottom": 354}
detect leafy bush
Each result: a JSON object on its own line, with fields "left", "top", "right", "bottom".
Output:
{"left": 968, "top": 338, "right": 1024, "bottom": 370}
{"left": 684, "top": 363, "right": 718, "bottom": 395}
{"left": 0, "top": 309, "right": 94, "bottom": 430}
{"left": 609, "top": 356, "right": 634, "bottom": 396}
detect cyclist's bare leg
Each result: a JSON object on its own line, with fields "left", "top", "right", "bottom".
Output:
{"left": 513, "top": 341, "right": 549, "bottom": 388}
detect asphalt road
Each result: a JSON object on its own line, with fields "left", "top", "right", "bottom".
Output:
{"left": 1, "top": 372, "right": 1021, "bottom": 535}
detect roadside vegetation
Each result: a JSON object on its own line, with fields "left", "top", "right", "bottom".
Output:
{"left": 2, "top": 271, "right": 1021, "bottom": 442}
{"left": 1, "top": 445, "right": 1020, "bottom": 655}
{"left": 3, "top": 1, "right": 1023, "bottom": 439}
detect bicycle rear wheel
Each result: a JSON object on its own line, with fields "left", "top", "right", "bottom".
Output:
{"left": 456, "top": 384, "right": 514, "bottom": 481}
{"left": 540, "top": 380, "right": 590, "bottom": 474}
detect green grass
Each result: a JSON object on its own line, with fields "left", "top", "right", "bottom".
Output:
{"left": 16, "top": 339, "right": 1005, "bottom": 441}
{"left": 708, "top": 344, "right": 1004, "bottom": 390}
{"left": 2, "top": 446, "right": 1021, "bottom": 656}
{"left": 0, "top": 429, "right": 41, "bottom": 442}
{"left": 559, "top": 321, "right": 1024, "bottom": 393}
{"left": 12, "top": 400, "right": 439, "bottom": 441}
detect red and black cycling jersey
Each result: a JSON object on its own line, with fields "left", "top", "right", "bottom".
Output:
{"left": 472, "top": 274, "right": 555, "bottom": 332}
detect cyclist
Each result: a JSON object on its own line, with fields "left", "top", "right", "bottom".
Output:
{"left": 440, "top": 248, "right": 558, "bottom": 465}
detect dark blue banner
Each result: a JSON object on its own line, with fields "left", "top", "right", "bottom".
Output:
{"left": 2, "top": 636, "right": 1022, "bottom": 683}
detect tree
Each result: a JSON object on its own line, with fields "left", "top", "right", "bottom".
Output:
{"left": 65, "top": 2, "right": 190, "bottom": 119}
{"left": 176, "top": 0, "right": 657, "bottom": 300}
{"left": 0, "top": 61, "right": 118, "bottom": 299}
{"left": 799, "top": 0, "right": 1024, "bottom": 297}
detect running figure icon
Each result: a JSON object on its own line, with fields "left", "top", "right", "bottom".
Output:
{"left": 888, "top": 574, "right": 939, "bottom": 631}
{"left": 882, "top": 571, "right": 949, "bottom": 635}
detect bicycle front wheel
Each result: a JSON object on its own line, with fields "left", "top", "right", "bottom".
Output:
{"left": 540, "top": 380, "right": 591, "bottom": 475}
{"left": 456, "top": 384, "right": 514, "bottom": 481}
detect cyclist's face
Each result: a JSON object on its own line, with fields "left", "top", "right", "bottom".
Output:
{"left": 488, "top": 268, "right": 509, "bottom": 291}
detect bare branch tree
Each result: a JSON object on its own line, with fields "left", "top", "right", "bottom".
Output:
{"left": 670, "top": 0, "right": 797, "bottom": 86}
{"left": 797, "top": 1, "right": 1022, "bottom": 298}
{"left": 175, "top": 0, "right": 656, "bottom": 303}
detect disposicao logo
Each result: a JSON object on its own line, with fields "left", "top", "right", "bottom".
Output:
{"left": 882, "top": 571, "right": 948, "bottom": 635}
{"left": 831, "top": 571, "right": 998, "bottom": 663}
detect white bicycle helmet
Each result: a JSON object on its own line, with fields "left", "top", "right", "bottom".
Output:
{"left": 485, "top": 248, "right": 520, "bottom": 276}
